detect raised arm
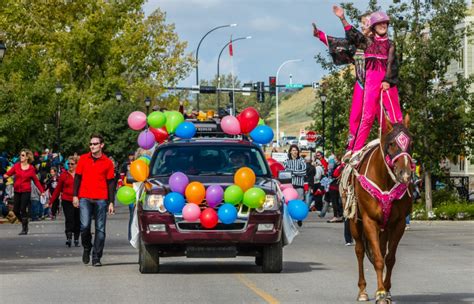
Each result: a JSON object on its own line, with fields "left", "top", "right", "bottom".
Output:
{"left": 383, "top": 42, "right": 398, "bottom": 86}
{"left": 333, "top": 5, "right": 367, "bottom": 49}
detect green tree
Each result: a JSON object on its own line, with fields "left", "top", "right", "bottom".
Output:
{"left": 0, "top": 0, "right": 193, "bottom": 161}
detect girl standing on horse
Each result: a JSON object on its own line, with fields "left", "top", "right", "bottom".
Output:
{"left": 332, "top": 6, "right": 403, "bottom": 164}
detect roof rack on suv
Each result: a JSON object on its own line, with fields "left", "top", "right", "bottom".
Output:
{"left": 169, "top": 118, "right": 250, "bottom": 141}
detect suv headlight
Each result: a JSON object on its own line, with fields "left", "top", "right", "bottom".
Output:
{"left": 256, "top": 195, "right": 280, "bottom": 212}
{"left": 143, "top": 194, "right": 166, "bottom": 212}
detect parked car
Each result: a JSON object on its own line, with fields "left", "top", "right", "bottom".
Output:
{"left": 132, "top": 119, "right": 285, "bottom": 274}
{"left": 298, "top": 135, "right": 316, "bottom": 151}
{"left": 282, "top": 136, "right": 298, "bottom": 146}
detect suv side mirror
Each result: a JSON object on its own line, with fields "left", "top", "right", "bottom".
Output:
{"left": 277, "top": 171, "right": 292, "bottom": 184}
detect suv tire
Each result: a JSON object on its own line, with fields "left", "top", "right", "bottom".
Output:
{"left": 139, "top": 237, "right": 160, "bottom": 273}
{"left": 261, "top": 239, "right": 283, "bottom": 273}
{"left": 255, "top": 256, "right": 263, "bottom": 266}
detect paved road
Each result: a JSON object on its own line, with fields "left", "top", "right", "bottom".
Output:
{"left": 1, "top": 206, "right": 473, "bottom": 304}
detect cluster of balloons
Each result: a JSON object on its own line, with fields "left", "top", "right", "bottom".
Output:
{"left": 128, "top": 110, "right": 197, "bottom": 150}
{"left": 160, "top": 167, "right": 266, "bottom": 229}
{"left": 116, "top": 157, "right": 153, "bottom": 205}
{"left": 279, "top": 184, "right": 308, "bottom": 221}
{"left": 221, "top": 107, "right": 274, "bottom": 145}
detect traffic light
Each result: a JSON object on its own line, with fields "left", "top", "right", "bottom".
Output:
{"left": 269, "top": 76, "right": 276, "bottom": 96}
{"left": 257, "top": 81, "right": 264, "bottom": 103}
{"left": 228, "top": 91, "right": 234, "bottom": 101}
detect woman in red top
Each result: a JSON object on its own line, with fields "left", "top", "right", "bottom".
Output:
{"left": 4, "top": 149, "right": 44, "bottom": 235}
{"left": 49, "top": 156, "right": 80, "bottom": 247}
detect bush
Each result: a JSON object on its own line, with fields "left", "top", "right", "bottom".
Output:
{"left": 434, "top": 203, "right": 474, "bottom": 220}
{"left": 420, "top": 189, "right": 464, "bottom": 208}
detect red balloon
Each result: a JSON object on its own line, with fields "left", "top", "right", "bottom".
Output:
{"left": 200, "top": 208, "right": 218, "bottom": 229}
{"left": 267, "top": 158, "right": 278, "bottom": 167}
{"left": 270, "top": 162, "right": 285, "bottom": 178}
{"left": 150, "top": 127, "right": 168, "bottom": 143}
{"left": 237, "top": 107, "right": 260, "bottom": 134}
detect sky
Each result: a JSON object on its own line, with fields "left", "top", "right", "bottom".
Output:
{"left": 143, "top": 0, "right": 391, "bottom": 88}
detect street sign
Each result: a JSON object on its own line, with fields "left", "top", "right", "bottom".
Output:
{"left": 312, "top": 81, "right": 319, "bottom": 90}
{"left": 242, "top": 87, "right": 251, "bottom": 96}
{"left": 271, "top": 152, "right": 288, "bottom": 163}
{"left": 306, "top": 131, "right": 317, "bottom": 142}
{"left": 285, "top": 83, "right": 304, "bottom": 89}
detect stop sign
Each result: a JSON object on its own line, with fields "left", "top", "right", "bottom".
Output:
{"left": 306, "top": 131, "right": 317, "bottom": 142}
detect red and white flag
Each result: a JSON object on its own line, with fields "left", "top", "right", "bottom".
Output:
{"left": 229, "top": 37, "right": 233, "bottom": 56}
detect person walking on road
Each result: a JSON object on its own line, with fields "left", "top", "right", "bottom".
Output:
{"left": 284, "top": 145, "right": 306, "bottom": 227}
{"left": 3, "top": 149, "right": 44, "bottom": 235}
{"left": 73, "top": 134, "right": 115, "bottom": 267}
{"left": 49, "top": 156, "right": 80, "bottom": 247}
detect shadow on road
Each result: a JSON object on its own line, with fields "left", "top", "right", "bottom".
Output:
{"left": 393, "top": 292, "right": 474, "bottom": 303}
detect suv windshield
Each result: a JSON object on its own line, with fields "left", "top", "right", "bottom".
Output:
{"left": 151, "top": 145, "right": 270, "bottom": 177}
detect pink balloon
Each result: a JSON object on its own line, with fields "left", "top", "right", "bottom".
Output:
{"left": 282, "top": 188, "right": 299, "bottom": 204}
{"left": 280, "top": 183, "right": 294, "bottom": 191}
{"left": 137, "top": 129, "right": 156, "bottom": 150}
{"left": 182, "top": 203, "right": 201, "bottom": 222}
{"left": 221, "top": 115, "right": 241, "bottom": 135}
{"left": 128, "top": 111, "right": 147, "bottom": 130}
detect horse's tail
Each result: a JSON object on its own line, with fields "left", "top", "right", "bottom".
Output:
{"left": 362, "top": 233, "right": 375, "bottom": 265}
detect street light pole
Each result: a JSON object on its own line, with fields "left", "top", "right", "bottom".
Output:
{"left": 276, "top": 59, "right": 303, "bottom": 147}
{"left": 55, "top": 82, "right": 63, "bottom": 154}
{"left": 0, "top": 41, "right": 6, "bottom": 62}
{"left": 319, "top": 93, "right": 327, "bottom": 156}
{"left": 196, "top": 23, "right": 237, "bottom": 112}
{"left": 217, "top": 36, "right": 251, "bottom": 112}
{"left": 115, "top": 90, "right": 122, "bottom": 102}
{"left": 144, "top": 96, "right": 151, "bottom": 116}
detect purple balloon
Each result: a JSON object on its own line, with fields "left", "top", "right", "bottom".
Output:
{"left": 169, "top": 172, "right": 189, "bottom": 194}
{"left": 206, "top": 185, "right": 224, "bottom": 208}
{"left": 137, "top": 129, "right": 156, "bottom": 150}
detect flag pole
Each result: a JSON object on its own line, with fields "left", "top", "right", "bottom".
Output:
{"left": 229, "top": 35, "right": 236, "bottom": 115}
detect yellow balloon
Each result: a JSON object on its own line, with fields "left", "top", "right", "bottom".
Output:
{"left": 130, "top": 159, "right": 149, "bottom": 182}
{"left": 234, "top": 167, "right": 256, "bottom": 192}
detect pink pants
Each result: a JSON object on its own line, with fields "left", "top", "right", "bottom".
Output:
{"left": 347, "top": 70, "right": 403, "bottom": 152}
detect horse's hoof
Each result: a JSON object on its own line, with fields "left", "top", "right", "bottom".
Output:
{"left": 375, "top": 291, "right": 391, "bottom": 304}
{"left": 357, "top": 292, "right": 369, "bottom": 301}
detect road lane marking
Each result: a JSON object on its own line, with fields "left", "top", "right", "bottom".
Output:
{"left": 235, "top": 273, "right": 279, "bottom": 304}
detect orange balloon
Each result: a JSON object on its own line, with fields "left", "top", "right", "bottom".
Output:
{"left": 234, "top": 167, "right": 256, "bottom": 192}
{"left": 130, "top": 159, "right": 149, "bottom": 182}
{"left": 123, "top": 177, "right": 132, "bottom": 187}
{"left": 185, "top": 181, "right": 206, "bottom": 204}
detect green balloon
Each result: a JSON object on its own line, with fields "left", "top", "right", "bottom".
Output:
{"left": 147, "top": 111, "right": 166, "bottom": 128}
{"left": 258, "top": 118, "right": 265, "bottom": 126}
{"left": 165, "top": 111, "right": 184, "bottom": 134}
{"left": 224, "top": 185, "right": 244, "bottom": 205}
{"left": 243, "top": 187, "right": 266, "bottom": 209}
{"left": 117, "top": 186, "right": 136, "bottom": 205}
{"left": 138, "top": 156, "right": 150, "bottom": 166}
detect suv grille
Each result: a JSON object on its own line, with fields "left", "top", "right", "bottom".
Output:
{"left": 175, "top": 220, "right": 247, "bottom": 232}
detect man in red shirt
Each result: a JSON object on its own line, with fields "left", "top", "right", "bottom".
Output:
{"left": 73, "top": 134, "right": 115, "bottom": 267}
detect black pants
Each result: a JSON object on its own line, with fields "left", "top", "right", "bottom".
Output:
{"left": 329, "top": 189, "right": 343, "bottom": 218}
{"left": 62, "top": 200, "right": 80, "bottom": 239}
{"left": 13, "top": 192, "right": 31, "bottom": 222}
{"left": 51, "top": 198, "right": 60, "bottom": 216}
{"left": 344, "top": 218, "right": 353, "bottom": 243}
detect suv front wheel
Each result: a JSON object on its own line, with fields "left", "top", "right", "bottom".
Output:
{"left": 261, "top": 239, "right": 283, "bottom": 273}
{"left": 139, "top": 237, "right": 160, "bottom": 273}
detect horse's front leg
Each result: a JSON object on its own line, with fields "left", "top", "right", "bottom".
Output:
{"left": 383, "top": 216, "right": 406, "bottom": 297}
{"left": 350, "top": 218, "right": 369, "bottom": 301}
{"left": 362, "top": 216, "right": 389, "bottom": 303}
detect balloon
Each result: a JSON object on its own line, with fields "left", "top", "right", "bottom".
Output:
{"left": 200, "top": 208, "right": 218, "bottom": 229}
{"left": 164, "top": 192, "right": 186, "bottom": 214}
{"left": 224, "top": 185, "right": 244, "bottom": 205}
{"left": 185, "top": 181, "right": 206, "bottom": 204}
{"left": 243, "top": 187, "right": 266, "bottom": 209}
{"left": 169, "top": 172, "right": 189, "bottom": 194}
{"left": 137, "top": 129, "right": 156, "bottom": 150}
{"left": 205, "top": 185, "right": 224, "bottom": 208}
{"left": 250, "top": 125, "right": 274, "bottom": 145}
{"left": 234, "top": 167, "right": 256, "bottom": 192}
{"left": 283, "top": 187, "right": 299, "bottom": 204}
{"left": 280, "top": 183, "right": 294, "bottom": 191}
{"left": 175, "top": 121, "right": 196, "bottom": 139}
{"left": 128, "top": 111, "right": 147, "bottom": 131}
{"left": 165, "top": 111, "right": 184, "bottom": 134}
{"left": 270, "top": 162, "right": 285, "bottom": 178}
{"left": 150, "top": 127, "right": 168, "bottom": 144}
{"left": 258, "top": 118, "right": 265, "bottom": 126}
{"left": 130, "top": 159, "right": 149, "bottom": 182}
{"left": 116, "top": 186, "right": 136, "bottom": 205}
{"left": 147, "top": 111, "right": 167, "bottom": 129}
{"left": 123, "top": 177, "right": 132, "bottom": 187}
{"left": 288, "top": 199, "right": 309, "bottom": 221}
{"left": 182, "top": 203, "right": 201, "bottom": 222}
{"left": 267, "top": 158, "right": 278, "bottom": 167}
{"left": 237, "top": 107, "right": 259, "bottom": 133}
{"left": 138, "top": 156, "right": 150, "bottom": 166}
{"left": 221, "top": 115, "right": 241, "bottom": 135}
{"left": 218, "top": 203, "right": 238, "bottom": 224}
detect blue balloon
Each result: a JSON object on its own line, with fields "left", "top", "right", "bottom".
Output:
{"left": 249, "top": 125, "right": 274, "bottom": 145}
{"left": 175, "top": 121, "right": 196, "bottom": 139}
{"left": 164, "top": 192, "right": 186, "bottom": 214}
{"left": 288, "top": 199, "right": 309, "bottom": 221}
{"left": 217, "top": 203, "right": 238, "bottom": 224}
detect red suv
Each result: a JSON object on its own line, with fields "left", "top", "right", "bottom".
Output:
{"left": 134, "top": 126, "right": 284, "bottom": 273}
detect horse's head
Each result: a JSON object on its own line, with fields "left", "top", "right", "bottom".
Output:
{"left": 381, "top": 114, "right": 414, "bottom": 184}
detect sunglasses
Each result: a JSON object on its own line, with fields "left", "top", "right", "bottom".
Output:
{"left": 89, "top": 142, "right": 100, "bottom": 146}
{"left": 67, "top": 162, "right": 76, "bottom": 165}
{"left": 20, "top": 154, "right": 26, "bottom": 157}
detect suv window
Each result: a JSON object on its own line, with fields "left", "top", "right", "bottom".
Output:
{"left": 151, "top": 146, "right": 269, "bottom": 177}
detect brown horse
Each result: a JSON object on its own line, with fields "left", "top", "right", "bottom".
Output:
{"left": 348, "top": 115, "right": 413, "bottom": 303}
